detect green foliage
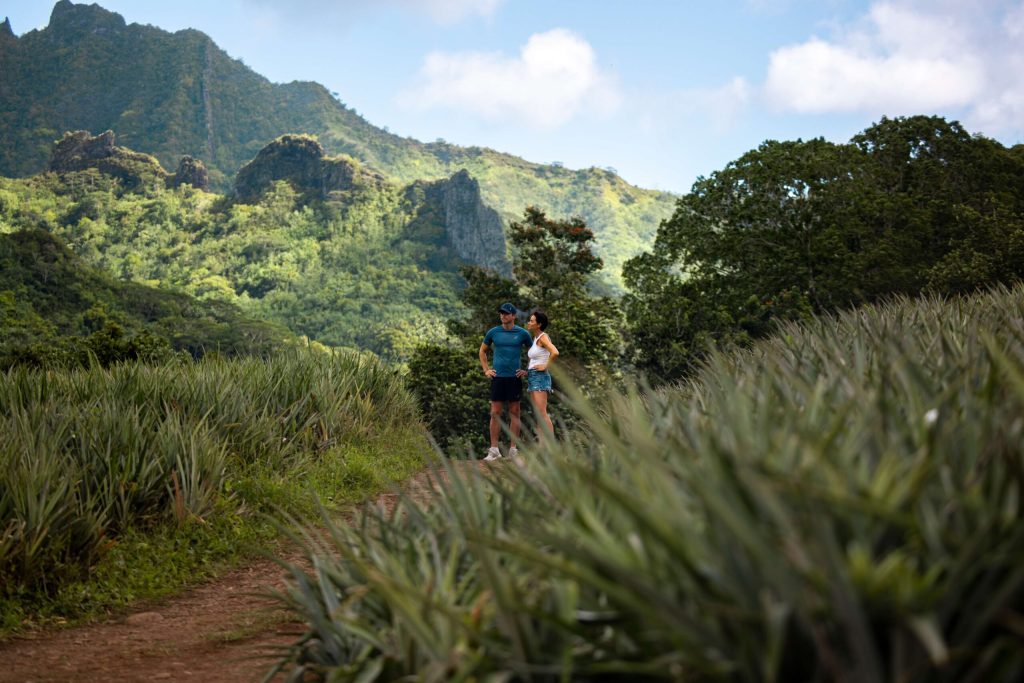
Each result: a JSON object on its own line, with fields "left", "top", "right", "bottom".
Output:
{"left": 406, "top": 342, "right": 490, "bottom": 455}
{"left": 508, "top": 207, "right": 623, "bottom": 381}
{"left": 624, "top": 115, "right": 1024, "bottom": 383}
{"left": 2, "top": 323, "right": 177, "bottom": 369}
{"left": 512, "top": 206, "right": 604, "bottom": 290}
{"left": 430, "top": 157, "right": 675, "bottom": 290}
{"left": 0, "top": 225, "right": 289, "bottom": 367}
{"left": 275, "top": 282, "right": 1024, "bottom": 682}
{"left": 0, "top": 173, "right": 455, "bottom": 363}
{"left": 0, "top": 349, "right": 427, "bottom": 630}
{"left": 445, "top": 265, "right": 522, "bottom": 340}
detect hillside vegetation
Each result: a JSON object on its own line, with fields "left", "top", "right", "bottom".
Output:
{"left": 0, "top": 226, "right": 290, "bottom": 367}
{"left": 0, "top": 154, "right": 480, "bottom": 363}
{"left": 276, "top": 281, "right": 1024, "bottom": 681}
{"left": 0, "top": 1, "right": 676, "bottom": 286}
{"left": 392, "top": 116, "right": 1024, "bottom": 459}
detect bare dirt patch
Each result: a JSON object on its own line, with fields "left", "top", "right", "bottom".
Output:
{"left": 0, "top": 461, "right": 484, "bottom": 682}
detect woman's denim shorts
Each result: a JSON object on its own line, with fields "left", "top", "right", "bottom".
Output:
{"left": 527, "top": 368, "right": 552, "bottom": 393}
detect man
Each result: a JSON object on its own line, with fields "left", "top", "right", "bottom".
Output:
{"left": 479, "top": 302, "right": 532, "bottom": 460}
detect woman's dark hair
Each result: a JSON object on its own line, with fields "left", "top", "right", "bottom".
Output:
{"left": 532, "top": 310, "right": 549, "bottom": 331}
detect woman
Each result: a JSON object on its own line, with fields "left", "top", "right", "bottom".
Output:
{"left": 526, "top": 310, "right": 559, "bottom": 440}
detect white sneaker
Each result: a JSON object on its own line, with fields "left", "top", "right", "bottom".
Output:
{"left": 483, "top": 447, "right": 502, "bottom": 461}
{"left": 508, "top": 447, "right": 519, "bottom": 459}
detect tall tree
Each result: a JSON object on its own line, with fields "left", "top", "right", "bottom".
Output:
{"left": 408, "top": 207, "right": 621, "bottom": 451}
{"left": 508, "top": 207, "right": 622, "bottom": 376}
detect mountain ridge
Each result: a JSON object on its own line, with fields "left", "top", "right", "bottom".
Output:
{"left": 0, "top": 1, "right": 676, "bottom": 284}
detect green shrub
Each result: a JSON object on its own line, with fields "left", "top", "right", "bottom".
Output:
{"left": 405, "top": 342, "right": 490, "bottom": 453}
{"left": 274, "top": 283, "right": 1024, "bottom": 682}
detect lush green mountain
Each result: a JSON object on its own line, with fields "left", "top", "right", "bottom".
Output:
{"left": 0, "top": 226, "right": 292, "bottom": 365}
{"left": 0, "top": 132, "right": 513, "bottom": 362}
{"left": 0, "top": 1, "right": 676, "bottom": 285}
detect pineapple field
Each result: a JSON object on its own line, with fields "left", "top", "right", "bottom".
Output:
{"left": 272, "top": 284, "right": 1024, "bottom": 681}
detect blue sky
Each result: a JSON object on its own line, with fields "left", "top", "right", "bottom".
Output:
{"left": 5, "top": 1, "right": 1023, "bottom": 193}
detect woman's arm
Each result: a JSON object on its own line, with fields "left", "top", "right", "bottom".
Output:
{"left": 537, "top": 334, "right": 559, "bottom": 371}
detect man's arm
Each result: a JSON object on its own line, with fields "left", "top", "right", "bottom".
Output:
{"left": 480, "top": 343, "right": 496, "bottom": 377}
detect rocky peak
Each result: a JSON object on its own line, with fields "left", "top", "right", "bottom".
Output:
{"left": 48, "top": 1, "right": 126, "bottom": 39}
{"left": 49, "top": 129, "right": 168, "bottom": 190}
{"left": 171, "top": 156, "right": 210, "bottom": 191}
{"left": 50, "top": 129, "right": 117, "bottom": 167}
{"left": 439, "top": 171, "right": 511, "bottom": 276}
{"left": 1, "top": 18, "right": 14, "bottom": 39}
{"left": 234, "top": 134, "right": 366, "bottom": 202}
{"left": 405, "top": 171, "right": 511, "bottom": 276}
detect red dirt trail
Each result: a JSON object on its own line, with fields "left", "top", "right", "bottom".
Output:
{"left": 0, "top": 462, "right": 481, "bottom": 682}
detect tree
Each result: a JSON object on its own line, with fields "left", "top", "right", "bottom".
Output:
{"left": 508, "top": 207, "right": 622, "bottom": 380}
{"left": 408, "top": 207, "right": 623, "bottom": 452}
{"left": 623, "top": 138, "right": 853, "bottom": 381}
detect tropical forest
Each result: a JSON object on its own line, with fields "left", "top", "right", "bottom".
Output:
{"left": 1, "top": 2, "right": 1023, "bottom": 681}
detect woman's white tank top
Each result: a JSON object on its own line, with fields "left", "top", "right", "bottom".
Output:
{"left": 527, "top": 333, "right": 551, "bottom": 369}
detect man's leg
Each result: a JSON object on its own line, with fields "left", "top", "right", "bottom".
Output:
{"left": 489, "top": 400, "right": 505, "bottom": 447}
{"left": 508, "top": 401, "right": 521, "bottom": 447}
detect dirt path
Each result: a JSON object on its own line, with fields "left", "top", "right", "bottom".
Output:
{"left": 0, "top": 462, "right": 482, "bottom": 683}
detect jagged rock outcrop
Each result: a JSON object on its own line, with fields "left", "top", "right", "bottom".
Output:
{"left": 171, "top": 155, "right": 209, "bottom": 190}
{"left": 46, "top": 0, "right": 126, "bottom": 39}
{"left": 50, "top": 129, "right": 117, "bottom": 166}
{"left": 234, "top": 134, "right": 373, "bottom": 202}
{"left": 234, "top": 135, "right": 507, "bottom": 272}
{"left": 1, "top": 17, "right": 15, "bottom": 42}
{"left": 405, "top": 170, "right": 511, "bottom": 277}
{"left": 438, "top": 170, "right": 511, "bottom": 276}
{"left": 49, "top": 130, "right": 168, "bottom": 189}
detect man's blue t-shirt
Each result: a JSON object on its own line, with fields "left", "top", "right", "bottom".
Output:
{"left": 483, "top": 325, "right": 532, "bottom": 377}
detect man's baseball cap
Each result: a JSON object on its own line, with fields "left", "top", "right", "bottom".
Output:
{"left": 498, "top": 303, "right": 517, "bottom": 314}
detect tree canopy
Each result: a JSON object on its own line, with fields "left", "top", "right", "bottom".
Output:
{"left": 623, "top": 115, "right": 1024, "bottom": 382}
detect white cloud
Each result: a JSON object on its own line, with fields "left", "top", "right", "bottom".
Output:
{"left": 641, "top": 77, "right": 752, "bottom": 136}
{"left": 762, "top": 1, "right": 1024, "bottom": 135}
{"left": 398, "top": 29, "right": 621, "bottom": 129}
{"left": 867, "top": 3, "right": 969, "bottom": 57}
{"left": 1006, "top": 3, "right": 1024, "bottom": 38}
{"left": 765, "top": 37, "right": 983, "bottom": 112}
{"left": 404, "top": 0, "right": 504, "bottom": 24}
{"left": 764, "top": 3, "right": 984, "bottom": 114}
{"left": 975, "top": 3, "right": 1024, "bottom": 132}
{"left": 239, "top": 0, "right": 502, "bottom": 25}
{"left": 702, "top": 77, "right": 754, "bottom": 130}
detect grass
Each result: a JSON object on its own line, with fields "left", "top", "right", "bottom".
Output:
{"left": 0, "top": 348, "right": 429, "bottom": 637}
{"left": 272, "top": 283, "right": 1024, "bottom": 682}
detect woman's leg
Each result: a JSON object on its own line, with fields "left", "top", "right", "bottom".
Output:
{"left": 530, "top": 390, "right": 554, "bottom": 439}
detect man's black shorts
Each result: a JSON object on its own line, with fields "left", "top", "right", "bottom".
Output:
{"left": 490, "top": 376, "right": 523, "bottom": 403}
